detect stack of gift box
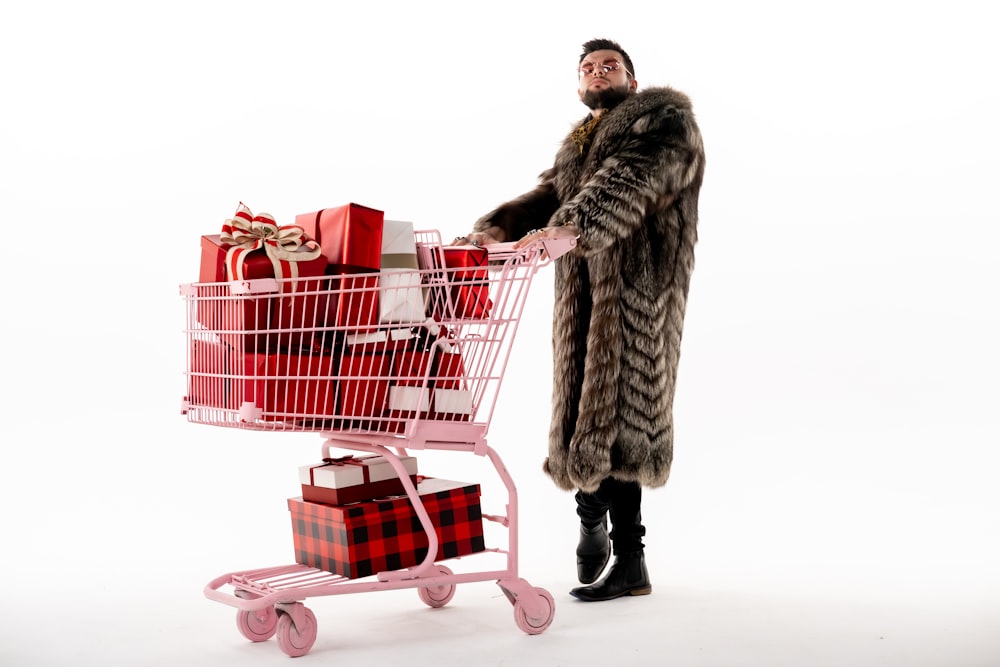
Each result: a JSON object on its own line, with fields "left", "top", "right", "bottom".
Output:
{"left": 188, "top": 202, "right": 493, "bottom": 427}
{"left": 291, "top": 454, "right": 486, "bottom": 578}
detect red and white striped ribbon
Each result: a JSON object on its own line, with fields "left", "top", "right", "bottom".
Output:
{"left": 219, "top": 202, "right": 322, "bottom": 281}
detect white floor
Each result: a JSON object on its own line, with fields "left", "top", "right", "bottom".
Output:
{"left": 2, "top": 396, "right": 997, "bottom": 666}
{"left": 9, "top": 572, "right": 996, "bottom": 667}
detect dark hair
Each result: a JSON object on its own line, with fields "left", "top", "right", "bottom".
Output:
{"left": 580, "top": 38, "right": 635, "bottom": 79}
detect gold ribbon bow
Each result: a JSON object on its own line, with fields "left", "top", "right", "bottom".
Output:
{"left": 220, "top": 202, "right": 323, "bottom": 281}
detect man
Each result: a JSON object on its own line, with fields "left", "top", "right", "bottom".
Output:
{"left": 454, "top": 38, "right": 705, "bottom": 601}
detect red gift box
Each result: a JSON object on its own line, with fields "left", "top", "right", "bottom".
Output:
{"left": 198, "top": 208, "right": 329, "bottom": 352}
{"left": 441, "top": 246, "right": 488, "bottom": 279}
{"left": 394, "top": 349, "right": 432, "bottom": 387}
{"left": 386, "top": 348, "right": 433, "bottom": 426}
{"left": 324, "top": 269, "right": 379, "bottom": 331}
{"left": 296, "top": 204, "right": 384, "bottom": 332}
{"left": 288, "top": 477, "right": 486, "bottom": 579}
{"left": 295, "top": 203, "right": 384, "bottom": 271}
{"left": 299, "top": 455, "right": 419, "bottom": 506}
{"left": 338, "top": 332, "right": 430, "bottom": 430}
{"left": 337, "top": 351, "right": 392, "bottom": 426}
{"left": 188, "top": 338, "right": 236, "bottom": 409}
{"left": 440, "top": 246, "right": 492, "bottom": 320}
{"left": 430, "top": 350, "right": 472, "bottom": 420}
{"left": 188, "top": 344, "right": 337, "bottom": 421}
{"left": 450, "top": 283, "right": 491, "bottom": 319}
{"left": 239, "top": 350, "right": 337, "bottom": 422}
{"left": 433, "top": 350, "right": 467, "bottom": 389}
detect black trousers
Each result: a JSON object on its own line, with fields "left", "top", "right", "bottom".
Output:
{"left": 575, "top": 477, "right": 645, "bottom": 554}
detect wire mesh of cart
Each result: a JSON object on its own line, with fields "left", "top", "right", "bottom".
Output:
{"left": 180, "top": 230, "right": 575, "bottom": 657}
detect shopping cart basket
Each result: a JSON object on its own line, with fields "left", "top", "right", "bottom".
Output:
{"left": 180, "top": 230, "right": 575, "bottom": 657}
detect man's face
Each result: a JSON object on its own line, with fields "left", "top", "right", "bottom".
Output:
{"left": 577, "top": 49, "right": 637, "bottom": 110}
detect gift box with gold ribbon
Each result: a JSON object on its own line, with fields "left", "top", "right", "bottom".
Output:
{"left": 198, "top": 203, "right": 329, "bottom": 352}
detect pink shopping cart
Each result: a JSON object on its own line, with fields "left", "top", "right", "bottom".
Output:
{"left": 180, "top": 231, "right": 575, "bottom": 657}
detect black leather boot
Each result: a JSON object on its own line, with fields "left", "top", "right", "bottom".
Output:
{"left": 569, "top": 551, "right": 651, "bottom": 602}
{"left": 576, "top": 517, "right": 611, "bottom": 584}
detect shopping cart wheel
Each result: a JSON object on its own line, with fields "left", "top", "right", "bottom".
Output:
{"left": 235, "top": 606, "right": 278, "bottom": 642}
{"left": 513, "top": 587, "right": 555, "bottom": 635}
{"left": 417, "top": 565, "right": 455, "bottom": 608}
{"left": 276, "top": 605, "right": 317, "bottom": 658}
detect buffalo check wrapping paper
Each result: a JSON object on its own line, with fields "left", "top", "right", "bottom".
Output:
{"left": 288, "top": 477, "right": 486, "bottom": 579}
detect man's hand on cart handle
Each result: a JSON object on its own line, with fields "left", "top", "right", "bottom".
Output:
{"left": 513, "top": 224, "right": 578, "bottom": 250}
{"left": 450, "top": 224, "right": 578, "bottom": 250}
{"left": 451, "top": 226, "right": 504, "bottom": 247}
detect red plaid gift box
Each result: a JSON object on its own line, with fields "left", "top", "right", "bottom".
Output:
{"left": 299, "top": 454, "right": 419, "bottom": 506}
{"left": 296, "top": 203, "right": 384, "bottom": 331}
{"left": 198, "top": 204, "right": 329, "bottom": 352}
{"left": 288, "top": 477, "right": 486, "bottom": 579}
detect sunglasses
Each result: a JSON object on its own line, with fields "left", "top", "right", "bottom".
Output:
{"left": 578, "top": 59, "right": 632, "bottom": 78}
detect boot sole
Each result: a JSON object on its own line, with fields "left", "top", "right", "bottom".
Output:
{"left": 569, "top": 585, "right": 652, "bottom": 602}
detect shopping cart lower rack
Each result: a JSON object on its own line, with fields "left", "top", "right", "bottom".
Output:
{"left": 180, "top": 231, "right": 575, "bottom": 657}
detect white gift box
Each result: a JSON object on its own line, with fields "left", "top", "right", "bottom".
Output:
{"left": 299, "top": 454, "right": 418, "bottom": 489}
{"left": 298, "top": 454, "right": 420, "bottom": 505}
{"left": 388, "top": 385, "right": 431, "bottom": 412}
{"left": 379, "top": 220, "right": 425, "bottom": 323}
{"left": 345, "top": 327, "right": 415, "bottom": 347}
{"left": 432, "top": 388, "right": 473, "bottom": 416}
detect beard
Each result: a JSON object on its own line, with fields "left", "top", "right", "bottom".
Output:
{"left": 580, "top": 84, "right": 633, "bottom": 111}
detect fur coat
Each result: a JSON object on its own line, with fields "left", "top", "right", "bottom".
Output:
{"left": 474, "top": 86, "right": 705, "bottom": 493}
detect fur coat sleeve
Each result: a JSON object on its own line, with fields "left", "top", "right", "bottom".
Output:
{"left": 474, "top": 86, "right": 705, "bottom": 492}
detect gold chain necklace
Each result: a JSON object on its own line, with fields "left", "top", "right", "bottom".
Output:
{"left": 570, "top": 114, "right": 603, "bottom": 155}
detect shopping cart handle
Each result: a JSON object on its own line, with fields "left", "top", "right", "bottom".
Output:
{"left": 539, "top": 235, "right": 577, "bottom": 260}
{"left": 486, "top": 236, "right": 577, "bottom": 261}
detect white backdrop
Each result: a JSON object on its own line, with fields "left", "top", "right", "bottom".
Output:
{"left": 2, "top": 1, "right": 998, "bottom": 665}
